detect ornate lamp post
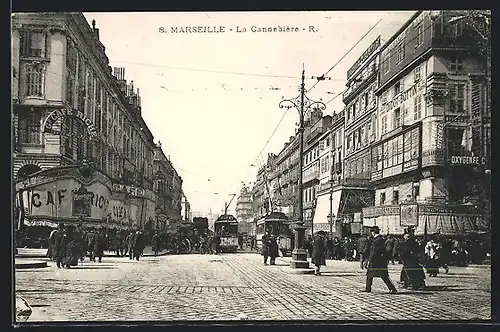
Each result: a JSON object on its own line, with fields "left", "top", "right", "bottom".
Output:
{"left": 279, "top": 66, "right": 326, "bottom": 269}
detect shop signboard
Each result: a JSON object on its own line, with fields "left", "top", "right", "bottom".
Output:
{"left": 109, "top": 199, "right": 129, "bottom": 226}
{"left": 112, "top": 184, "right": 146, "bottom": 198}
{"left": 23, "top": 177, "right": 110, "bottom": 222}
{"left": 42, "top": 109, "right": 98, "bottom": 138}
{"left": 400, "top": 204, "right": 418, "bottom": 226}
{"left": 449, "top": 155, "right": 487, "bottom": 166}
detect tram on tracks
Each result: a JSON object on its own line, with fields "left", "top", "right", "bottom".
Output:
{"left": 213, "top": 214, "right": 239, "bottom": 253}
{"left": 255, "top": 211, "right": 294, "bottom": 256}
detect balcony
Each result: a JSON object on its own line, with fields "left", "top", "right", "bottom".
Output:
{"left": 340, "top": 177, "right": 371, "bottom": 187}
{"left": 303, "top": 167, "right": 320, "bottom": 184}
{"left": 304, "top": 201, "right": 316, "bottom": 209}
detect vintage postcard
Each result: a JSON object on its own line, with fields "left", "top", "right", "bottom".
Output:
{"left": 12, "top": 10, "right": 491, "bottom": 323}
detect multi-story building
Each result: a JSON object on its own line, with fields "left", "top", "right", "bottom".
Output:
{"left": 13, "top": 13, "right": 157, "bottom": 229}
{"left": 362, "top": 10, "right": 490, "bottom": 235}
{"left": 340, "top": 36, "right": 380, "bottom": 235}
{"left": 269, "top": 135, "right": 300, "bottom": 220}
{"left": 312, "top": 111, "right": 346, "bottom": 237}
{"left": 152, "top": 142, "right": 174, "bottom": 229}
{"left": 251, "top": 165, "right": 267, "bottom": 220}
{"left": 235, "top": 185, "right": 254, "bottom": 234}
{"left": 172, "top": 168, "right": 183, "bottom": 220}
{"left": 302, "top": 111, "right": 332, "bottom": 235}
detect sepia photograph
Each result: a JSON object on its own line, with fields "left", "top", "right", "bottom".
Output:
{"left": 12, "top": 10, "right": 491, "bottom": 324}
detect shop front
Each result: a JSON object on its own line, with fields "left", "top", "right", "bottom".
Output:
{"left": 15, "top": 165, "right": 112, "bottom": 229}
{"left": 111, "top": 183, "right": 157, "bottom": 230}
{"left": 362, "top": 203, "right": 486, "bottom": 236}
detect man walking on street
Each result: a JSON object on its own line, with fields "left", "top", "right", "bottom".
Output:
{"left": 362, "top": 226, "right": 398, "bottom": 294}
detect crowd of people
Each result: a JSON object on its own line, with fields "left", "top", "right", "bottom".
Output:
{"left": 305, "top": 226, "right": 490, "bottom": 292}
{"left": 46, "top": 224, "right": 149, "bottom": 268}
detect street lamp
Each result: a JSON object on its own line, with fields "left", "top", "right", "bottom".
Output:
{"left": 279, "top": 65, "right": 326, "bottom": 269}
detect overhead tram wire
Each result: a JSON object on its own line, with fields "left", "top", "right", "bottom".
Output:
{"left": 307, "top": 15, "right": 440, "bottom": 93}
{"left": 252, "top": 107, "right": 291, "bottom": 170}
{"left": 13, "top": 47, "right": 346, "bottom": 82}
{"left": 20, "top": 22, "right": 436, "bottom": 85}
{"left": 307, "top": 18, "right": 383, "bottom": 93}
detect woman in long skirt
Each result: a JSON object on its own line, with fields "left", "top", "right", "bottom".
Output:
{"left": 400, "top": 234, "right": 426, "bottom": 290}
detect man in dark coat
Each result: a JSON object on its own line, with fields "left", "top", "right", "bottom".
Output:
{"left": 268, "top": 236, "right": 279, "bottom": 265}
{"left": 53, "top": 224, "right": 67, "bottom": 268}
{"left": 312, "top": 233, "right": 326, "bottom": 275}
{"left": 151, "top": 231, "right": 160, "bottom": 256}
{"left": 94, "top": 229, "right": 106, "bottom": 263}
{"left": 86, "top": 229, "right": 97, "bottom": 262}
{"left": 357, "top": 233, "right": 370, "bottom": 269}
{"left": 133, "top": 230, "right": 146, "bottom": 261}
{"left": 127, "top": 231, "right": 135, "bottom": 259}
{"left": 385, "top": 234, "right": 396, "bottom": 265}
{"left": 261, "top": 232, "right": 271, "bottom": 265}
{"left": 362, "top": 226, "right": 397, "bottom": 293}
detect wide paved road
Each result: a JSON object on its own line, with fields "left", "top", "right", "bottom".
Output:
{"left": 15, "top": 253, "right": 491, "bottom": 321}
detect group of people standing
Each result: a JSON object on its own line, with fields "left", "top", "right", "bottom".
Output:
{"left": 46, "top": 224, "right": 107, "bottom": 268}
{"left": 46, "top": 224, "right": 150, "bottom": 267}
{"left": 261, "top": 232, "right": 280, "bottom": 265}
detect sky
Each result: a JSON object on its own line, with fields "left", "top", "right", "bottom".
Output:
{"left": 83, "top": 11, "right": 416, "bottom": 216}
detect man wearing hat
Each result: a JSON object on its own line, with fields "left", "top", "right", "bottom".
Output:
{"left": 361, "top": 226, "right": 397, "bottom": 294}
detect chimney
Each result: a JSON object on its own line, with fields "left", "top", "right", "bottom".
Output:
{"left": 284, "top": 142, "right": 290, "bottom": 149}
{"left": 289, "top": 136, "right": 294, "bottom": 143}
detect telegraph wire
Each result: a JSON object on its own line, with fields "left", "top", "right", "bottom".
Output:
{"left": 252, "top": 108, "right": 291, "bottom": 169}
{"left": 307, "top": 18, "right": 383, "bottom": 93}
{"left": 309, "top": 19, "right": 439, "bottom": 94}
{"left": 13, "top": 47, "right": 346, "bottom": 81}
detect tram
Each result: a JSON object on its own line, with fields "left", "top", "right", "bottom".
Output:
{"left": 255, "top": 211, "right": 294, "bottom": 256}
{"left": 213, "top": 214, "right": 239, "bottom": 252}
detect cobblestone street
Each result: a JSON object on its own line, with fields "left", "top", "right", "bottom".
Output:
{"left": 15, "top": 253, "right": 491, "bottom": 322}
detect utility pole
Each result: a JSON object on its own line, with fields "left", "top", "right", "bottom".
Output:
{"left": 280, "top": 65, "right": 326, "bottom": 269}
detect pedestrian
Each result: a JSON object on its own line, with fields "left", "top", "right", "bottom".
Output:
{"left": 46, "top": 228, "right": 58, "bottom": 259}
{"left": 53, "top": 224, "right": 66, "bottom": 268}
{"left": 87, "top": 228, "right": 97, "bottom": 262}
{"left": 361, "top": 226, "right": 398, "bottom": 294}
{"left": 399, "top": 231, "right": 426, "bottom": 290}
{"left": 94, "top": 229, "right": 106, "bottom": 263}
{"left": 127, "top": 231, "right": 135, "bottom": 260}
{"left": 357, "top": 233, "right": 370, "bottom": 269}
{"left": 326, "top": 236, "right": 334, "bottom": 259}
{"left": 250, "top": 236, "right": 256, "bottom": 251}
{"left": 238, "top": 233, "right": 244, "bottom": 250}
{"left": 133, "top": 230, "right": 145, "bottom": 261}
{"left": 424, "top": 235, "right": 441, "bottom": 277}
{"left": 261, "top": 232, "right": 271, "bottom": 265}
{"left": 385, "top": 234, "right": 396, "bottom": 265}
{"left": 152, "top": 231, "right": 160, "bottom": 256}
{"left": 311, "top": 233, "right": 326, "bottom": 275}
{"left": 268, "top": 235, "right": 279, "bottom": 265}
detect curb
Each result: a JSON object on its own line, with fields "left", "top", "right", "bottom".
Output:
{"left": 15, "top": 261, "right": 48, "bottom": 269}
{"left": 281, "top": 267, "right": 316, "bottom": 275}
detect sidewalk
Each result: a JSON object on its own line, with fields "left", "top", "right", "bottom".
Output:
{"left": 15, "top": 246, "right": 169, "bottom": 259}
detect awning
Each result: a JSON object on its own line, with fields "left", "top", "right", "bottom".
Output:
{"left": 312, "top": 190, "right": 342, "bottom": 225}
